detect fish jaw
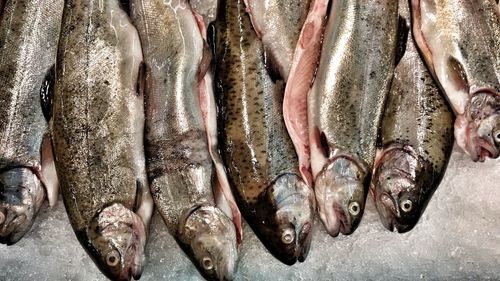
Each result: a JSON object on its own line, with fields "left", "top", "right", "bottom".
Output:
{"left": 248, "top": 173, "right": 315, "bottom": 265}
{"left": 371, "top": 146, "right": 429, "bottom": 233}
{"left": 177, "top": 205, "right": 238, "bottom": 281}
{"left": 0, "top": 168, "right": 45, "bottom": 245}
{"left": 455, "top": 91, "right": 500, "bottom": 162}
{"left": 85, "top": 203, "right": 146, "bottom": 281}
{"left": 315, "top": 156, "right": 367, "bottom": 237}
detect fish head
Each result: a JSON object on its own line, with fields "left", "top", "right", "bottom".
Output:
{"left": 86, "top": 203, "right": 146, "bottom": 281}
{"left": 0, "top": 168, "right": 45, "bottom": 245}
{"left": 456, "top": 91, "right": 500, "bottom": 162}
{"left": 315, "top": 156, "right": 367, "bottom": 237}
{"left": 253, "top": 174, "right": 315, "bottom": 265}
{"left": 178, "top": 205, "right": 238, "bottom": 281}
{"left": 372, "top": 147, "right": 430, "bottom": 233}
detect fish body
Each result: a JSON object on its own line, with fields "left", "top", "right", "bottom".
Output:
{"left": 244, "top": 0, "right": 312, "bottom": 80}
{"left": 53, "top": 1, "right": 153, "bottom": 280}
{"left": 412, "top": 0, "right": 500, "bottom": 162}
{"left": 0, "top": 0, "right": 63, "bottom": 244}
{"left": 214, "top": 0, "right": 315, "bottom": 265}
{"left": 309, "top": 0, "right": 398, "bottom": 236}
{"left": 370, "top": 0, "right": 454, "bottom": 233}
{"left": 130, "top": 1, "right": 238, "bottom": 280}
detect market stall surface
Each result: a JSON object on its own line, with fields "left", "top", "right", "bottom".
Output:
{"left": 1, "top": 146, "right": 499, "bottom": 281}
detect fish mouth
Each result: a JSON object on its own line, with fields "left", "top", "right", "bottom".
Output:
{"left": 177, "top": 205, "right": 238, "bottom": 281}
{"left": 315, "top": 156, "right": 368, "bottom": 237}
{"left": 473, "top": 137, "right": 499, "bottom": 162}
{"left": 249, "top": 173, "right": 315, "bottom": 265}
{"left": 0, "top": 168, "right": 45, "bottom": 245}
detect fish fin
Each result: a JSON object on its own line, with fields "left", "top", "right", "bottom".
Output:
{"left": 410, "top": 0, "right": 437, "bottom": 77}
{"left": 446, "top": 56, "right": 470, "bottom": 94}
{"left": 395, "top": 16, "right": 410, "bottom": 66}
{"left": 262, "top": 49, "right": 282, "bottom": 82}
{"left": 192, "top": 11, "right": 212, "bottom": 82}
{"left": 134, "top": 179, "right": 154, "bottom": 231}
{"left": 198, "top": 65, "right": 243, "bottom": 245}
{"left": 40, "top": 133, "right": 59, "bottom": 207}
{"left": 242, "top": 0, "right": 263, "bottom": 39}
{"left": 136, "top": 62, "right": 147, "bottom": 97}
{"left": 284, "top": 0, "right": 330, "bottom": 187}
{"left": 40, "top": 65, "right": 55, "bottom": 122}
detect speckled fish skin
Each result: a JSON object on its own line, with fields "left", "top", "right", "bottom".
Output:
{"left": 370, "top": 0, "right": 454, "bottom": 234}
{"left": 214, "top": 0, "right": 315, "bottom": 266}
{"left": 129, "top": 1, "right": 238, "bottom": 280}
{"left": 53, "top": 1, "right": 152, "bottom": 280}
{"left": 0, "top": 0, "right": 63, "bottom": 245}
{"left": 309, "top": 0, "right": 398, "bottom": 237}
{"left": 244, "top": 0, "right": 312, "bottom": 80}
{"left": 412, "top": 0, "right": 500, "bottom": 162}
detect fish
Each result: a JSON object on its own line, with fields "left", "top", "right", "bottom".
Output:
{"left": 129, "top": 1, "right": 240, "bottom": 280}
{"left": 214, "top": 0, "right": 315, "bottom": 265}
{"left": 370, "top": 0, "right": 454, "bottom": 233}
{"left": 309, "top": 0, "right": 399, "bottom": 236}
{"left": 283, "top": 0, "right": 330, "bottom": 187}
{"left": 243, "top": 0, "right": 312, "bottom": 81}
{"left": 52, "top": 1, "right": 153, "bottom": 280}
{"left": 411, "top": 0, "right": 500, "bottom": 162}
{"left": 0, "top": 0, "right": 63, "bottom": 245}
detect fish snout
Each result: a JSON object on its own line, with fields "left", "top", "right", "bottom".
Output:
{"left": 458, "top": 91, "right": 500, "bottom": 161}
{"left": 314, "top": 156, "right": 367, "bottom": 237}
{"left": 0, "top": 168, "right": 44, "bottom": 245}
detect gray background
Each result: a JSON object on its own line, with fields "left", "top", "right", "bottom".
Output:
{"left": 1, "top": 145, "right": 499, "bottom": 281}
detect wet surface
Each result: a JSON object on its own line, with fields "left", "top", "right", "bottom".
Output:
{"left": 1, "top": 145, "right": 499, "bottom": 280}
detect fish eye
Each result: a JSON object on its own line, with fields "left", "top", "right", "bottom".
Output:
{"left": 348, "top": 201, "right": 360, "bottom": 216}
{"left": 400, "top": 199, "right": 413, "bottom": 212}
{"left": 106, "top": 250, "right": 121, "bottom": 267}
{"left": 493, "top": 130, "right": 500, "bottom": 144}
{"left": 281, "top": 228, "right": 295, "bottom": 244}
{"left": 202, "top": 257, "right": 214, "bottom": 270}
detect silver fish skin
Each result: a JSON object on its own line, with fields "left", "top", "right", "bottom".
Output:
{"left": 130, "top": 1, "right": 238, "bottom": 280}
{"left": 412, "top": 0, "right": 500, "bottom": 162}
{"left": 370, "top": 0, "right": 454, "bottom": 233}
{"left": 309, "top": 0, "right": 398, "bottom": 237}
{"left": 190, "top": 0, "right": 218, "bottom": 27}
{"left": 53, "top": 1, "right": 153, "bottom": 280}
{"left": 244, "top": 0, "right": 312, "bottom": 81}
{"left": 0, "top": 0, "right": 63, "bottom": 245}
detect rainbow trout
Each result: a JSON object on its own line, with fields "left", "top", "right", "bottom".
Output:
{"left": 52, "top": 1, "right": 153, "bottom": 280}
{"left": 130, "top": 0, "right": 240, "bottom": 280}
{"left": 309, "top": 0, "right": 398, "bottom": 236}
{"left": 412, "top": 0, "right": 500, "bottom": 162}
{"left": 214, "top": 0, "right": 315, "bottom": 265}
{"left": 370, "top": 0, "right": 454, "bottom": 233}
{"left": 0, "top": 0, "right": 63, "bottom": 244}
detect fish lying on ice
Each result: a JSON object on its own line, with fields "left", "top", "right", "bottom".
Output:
{"left": 0, "top": 0, "right": 63, "bottom": 245}
{"left": 309, "top": 0, "right": 399, "bottom": 236}
{"left": 370, "top": 0, "right": 454, "bottom": 233}
{"left": 214, "top": 0, "right": 315, "bottom": 265}
{"left": 130, "top": 0, "right": 240, "bottom": 280}
{"left": 412, "top": 0, "right": 500, "bottom": 162}
{"left": 52, "top": 1, "right": 153, "bottom": 280}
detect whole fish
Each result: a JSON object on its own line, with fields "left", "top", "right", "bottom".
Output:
{"left": 243, "top": 0, "right": 311, "bottom": 81}
{"left": 412, "top": 0, "right": 500, "bottom": 162}
{"left": 370, "top": 0, "right": 454, "bottom": 233}
{"left": 0, "top": 0, "right": 63, "bottom": 244}
{"left": 52, "top": 1, "right": 153, "bottom": 280}
{"left": 309, "top": 0, "right": 398, "bottom": 236}
{"left": 129, "top": 1, "right": 240, "bottom": 280}
{"left": 214, "top": 0, "right": 315, "bottom": 265}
